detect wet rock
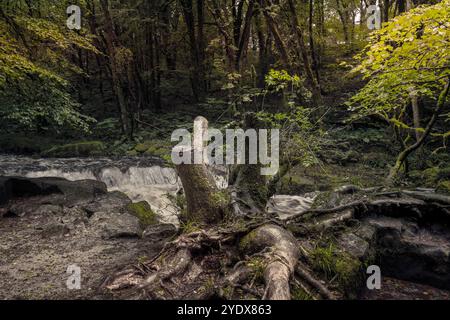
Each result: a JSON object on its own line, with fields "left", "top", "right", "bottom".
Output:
{"left": 267, "top": 195, "right": 315, "bottom": 220}
{"left": 89, "top": 211, "right": 142, "bottom": 239}
{"left": 143, "top": 224, "right": 177, "bottom": 241}
{"left": 354, "top": 223, "right": 377, "bottom": 242}
{"left": 376, "top": 226, "right": 450, "bottom": 290}
{"left": 336, "top": 233, "right": 370, "bottom": 260}
{"left": 360, "top": 276, "right": 450, "bottom": 300}
{"left": 81, "top": 191, "right": 131, "bottom": 216}
{"left": 332, "top": 213, "right": 450, "bottom": 293}
{"left": 0, "top": 176, "right": 107, "bottom": 205}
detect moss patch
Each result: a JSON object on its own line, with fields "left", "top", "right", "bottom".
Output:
{"left": 126, "top": 201, "right": 158, "bottom": 226}
{"left": 239, "top": 230, "right": 258, "bottom": 252}
{"left": 132, "top": 139, "right": 171, "bottom": 159}
{"left": 180, "top": 220, "right": 201, "bottom": 234}
{"left": 291, "top": 285, "right": 314, "bottom": 300}
{"left": 279, "top": 174, "right": 316, "bottom": 195}
{"left": 437, "top": 180, "right": 450, "bottom": 194}
{"left": 410, "top": 166, "right": 450, "bottom": 189}
{"left": 42, "top": 141, "right": 106, "bottom": 157}
{"left": 310, "top": 243, "right": 363, "bottom": 297}
{"left": 246, "top": 257, "right": 266, "bottom": 283}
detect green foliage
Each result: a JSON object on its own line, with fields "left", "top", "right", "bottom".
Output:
{"left": 180, "top": 220, "right": 201, "bottom": 234}
{"left": 348, "top": 1, "right": 450, "bottom": 122}
{"left": 265, "top": 69, "right": 301, "bottom": 93}
{"left": 0, "top": 4, "right": 98, "bottom": 133}
{"left": 310, "top": 242, "right": 363, "bottom": 295}
{"left": 246, "top": 257, "right": 266, "bottom": 283}
{"left": 437, "top": 180, "right": 450, "bottom": 194}
{"left": 257, "top": 104, "right": 323, "bottom": 168}
{"left": 291, "top": 285, "right": 314, "bottom": 300}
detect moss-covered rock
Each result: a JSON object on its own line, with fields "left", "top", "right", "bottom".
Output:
{"left": 42, "top": 141, "right": 106, "bottom": 157}
{"left": 132, "top": 140, "right": 171, "bottom": 159}
{"left": 126, "top": 149, "right": 138, "bottom": 157}
{"left": 410, "top": 166, "right": 450, "bottom": 188}
{"left": 239, "top": 230, "right": 257, "bottom": 251}
{"left": 134, "top": 143, "right": 150, "bottom": 153}
{"left": 437, "top": 180, "right": 450, "bottom": 194}
{"left": 126, "top": 201, "right": 158, "bottom": 226}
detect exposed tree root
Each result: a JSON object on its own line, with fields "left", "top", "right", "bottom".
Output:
{"left": 295, "top": 262, "right": 336, "bottom": 300}
{"left": 101, "top": 115, "right": 450, "bottom": 300}
{"left": 286, "top": 190, "right": 450, "bottom": 225}
{"left": 102, "top": 222, "right": 301, "bottom": 300}
{"left": 241, "top": 224, "right": 300, "bottom": 300}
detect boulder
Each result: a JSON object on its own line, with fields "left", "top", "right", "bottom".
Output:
{"left": 338, "top": 215, "right": 450, "bottom": 290}
{"left": 0, "top": 176, "right": 107, "bottom": 205}
{"left": 126, "top": 201, "right": 158, "bottom": 226}
{"left": 89, "top": 211, "right": 142, "bottom": 239}
{"left": 81, "top": 191, "right": 131, "bottom": 216}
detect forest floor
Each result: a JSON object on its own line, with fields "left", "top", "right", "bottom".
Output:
{"left": 1, "top": 60, "right": 449, "bottom": 299}
{"left": 360, "top": 277, "right": 450, "bottom": 300}
{"left": 0, "top": 183, "right": 170, "bottom": 300}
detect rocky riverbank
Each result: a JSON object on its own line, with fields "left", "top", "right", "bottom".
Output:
{"left": 0, "top": 177, "right": 176, "bottom": 299}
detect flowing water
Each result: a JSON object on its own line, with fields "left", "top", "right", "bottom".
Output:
{"left": 0, "top": 155, "right": 187, "bottom": 225}
{"left": 0, "top": 155, "right": 313, "bottom": 224}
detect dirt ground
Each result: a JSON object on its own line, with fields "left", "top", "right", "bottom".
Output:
{"left": 360, "top": 277, "right": 450, "bottom": 300}
{"left": 0, "top": 197, "right": 163, "bottom": 300}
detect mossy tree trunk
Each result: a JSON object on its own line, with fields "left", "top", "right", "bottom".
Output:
{"left": 177, "top": 163, "right": 226, "bottom": 225}
{"left": 106, "top": 113, "right": 300, "bottom": 300}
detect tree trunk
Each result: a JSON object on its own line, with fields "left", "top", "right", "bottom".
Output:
{"left": 262, "top": 5, "right": 290, "bottom": 68}
{"left": 410, "top": 91, "right": 422, "bottom": 141}
{"left": 309, "top": 0, "right": 320, "bottom": 84}
{"left": 175, "top": 117, "right": 226, "bottom": 225}
{"left": 287, "top": 0, "right": 322, "bottom": 105}
{"left": 99, "top": 0, "right": 130, "bottom": 135}
{"left": 235, "top": 0, "right": 255, "bottom": 71}
{"left": 180, "top": 0, "right": 205, "bottom": 101}
{"left": 383, "top": 0, "right": 390, "bottom": 22}
{"left": 105, "top": 113, "right": 301, "bottom": 300}
{"left": 387, "top": 78, "right": 450, "bottom": 183}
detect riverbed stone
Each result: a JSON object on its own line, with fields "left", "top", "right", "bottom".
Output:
{"left": 89, "top": 211, "right": 142, "bottom": 239}
{"left": 0, "top": 176, "right": 107, "bottom": 205}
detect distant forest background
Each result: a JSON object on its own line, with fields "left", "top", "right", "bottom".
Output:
{"left": 0, "top": 0, "right": 449, "bottom": 187}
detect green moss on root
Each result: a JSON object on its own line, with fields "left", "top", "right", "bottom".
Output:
{"left": 239, "top": 230, "right": 257, "bottom": 251}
